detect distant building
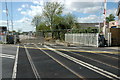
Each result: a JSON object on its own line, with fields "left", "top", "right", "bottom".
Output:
{"left": 75, "top": 23, "right": 109, "bottom": 29}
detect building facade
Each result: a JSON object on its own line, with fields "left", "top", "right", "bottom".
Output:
{"left": 109, "top": 21, "right": 119, "bottom": 28}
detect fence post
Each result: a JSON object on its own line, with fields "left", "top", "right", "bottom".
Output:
{"left": 110, "top": 33, "right": 111, "bottom": 46}
{"left": 73, "top": 34, "right": 74, "bottom": 44}
{"left": 14, "top": 35, "right": 16, "bottom": 44}
{"left": 107, "top": 33, "right": 112, "bottom": 47}
{"left": 108, "top": 33, "right": 109, "bottom": 46}
{"left": 65, "top": 34, "right": 66, "bottom": 42}
{"left": 96, "top": 33, "right": 99, "bottom": 47}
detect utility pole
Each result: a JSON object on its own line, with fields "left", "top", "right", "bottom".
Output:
{"left": 103, "top": 0, "right": 107, "bottom": 36}
{"left": 5, "top": 1, "right": 9, "bottom": 34}
{"left": 11, "top": 0, "right": 14, "bottom": 35}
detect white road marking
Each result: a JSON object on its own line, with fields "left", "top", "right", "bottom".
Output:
{"left": 0, "top": 54, "right": 15, "bottom": 59}
{"left": 58, "top": 48, "right": 119, "bottom": 60}
{"left": 24, "top": 45, "right": 41, "bottom": 79}
{"left": 71, "top": 52, "right": 120, "bottom": 70}
{"left": 44, "top": 45, "right": 119, "bottom": 80}
{"left": 51, "top": 45, "right": 119, "bottom": 70}
{"left": 35, "top": 44, "right": 85, "bottom": 79}
{"left": 1, "top": 55, "right": 15, "bottom": 59}
{"left": 12, "top": 44, "right": 19, "bottom": 78}
{"left": 12, "top": 45, "right": 19, "bottom": 78}
{"left": 50, "top": 45, "right": 119, "bottom": 59}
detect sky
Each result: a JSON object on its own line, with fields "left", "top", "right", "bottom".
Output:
{"left": 0, "top": 0, "right": 119, "bottom": 32}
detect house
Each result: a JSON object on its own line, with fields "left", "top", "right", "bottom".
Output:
{"left": 109, "top": 21, "right": 119, "bottom": 28}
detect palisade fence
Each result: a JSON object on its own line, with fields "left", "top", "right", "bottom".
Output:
{"left": 0, "top": 35, "right": 7, "bottom": 43}
{"left": 20, "top": 31, "right": 44, "bottom": 44}
{"left": 0, "top": 35, "right": 19, "bottom": 44}
{"left": 65, "top": 33, "right": 99, "bottom": 47}
{"left": 65, "top": 33, "right": 112, "bottom": 47}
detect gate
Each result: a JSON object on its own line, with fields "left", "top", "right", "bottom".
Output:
{"left": 20, "top": 31, "right": 44, "bottom": 44}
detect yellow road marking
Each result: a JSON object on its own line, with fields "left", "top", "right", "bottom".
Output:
{"left": 3, "top": 44, "right": 119, "bottom": 54}
{"left": 18, "top": 46, "right": 119, "bottom": 54}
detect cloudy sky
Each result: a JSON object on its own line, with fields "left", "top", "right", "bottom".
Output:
{"left": 0, "top": 0, "right": 119, "bottom": 32}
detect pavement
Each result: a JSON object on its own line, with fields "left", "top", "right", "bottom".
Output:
{"left": 1, "top": 42, "right": 120, "bottom": 80}
{"left": 44, "top": 41, "right": 120, "bottom": 54}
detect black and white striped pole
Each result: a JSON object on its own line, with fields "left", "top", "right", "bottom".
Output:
{"left": 103, "top": 0, "right": 107, "bottom": 36}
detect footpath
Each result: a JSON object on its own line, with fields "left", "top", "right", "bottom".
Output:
{"left": 44, "top": 41, "right": 120, "bottom": 54}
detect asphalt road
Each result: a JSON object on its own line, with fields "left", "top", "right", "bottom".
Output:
{"left": 1, "top": 45, "right": 17, "bottom": 79}
{"left": 1, "top": 43, "right": 120, "bottom": 80}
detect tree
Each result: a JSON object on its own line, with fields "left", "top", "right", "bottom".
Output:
{"left": 106, "top": 14, "right": 115, "bottom": 23}
{"left": 36, "top": 22, "right": 50, "bottom": 31}
{"left": 52, "top": 14, "right": 77, "bottom": 40}
{"left": 43, "top": 2, "right": 63, "bottom": 30}
{"left": 63, "top": 13, "right": 77, "bottom": 29}
{"left": 31, "top": 15, "right": 42, "bottom": 28}
{"left": 54, "top": 13, "right": 77, "bottom": 30}
{"left": 31, "top": 2, "right": 77, "bottom": 40}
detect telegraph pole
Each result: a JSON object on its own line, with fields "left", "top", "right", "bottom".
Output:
{"left": 11, "top": 0, "right": 13, "bottom": 34}
{"left": 5, "top": 0, "right": 9, "bottom": 34}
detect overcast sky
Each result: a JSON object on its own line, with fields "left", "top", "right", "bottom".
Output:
{"left": 0, "top": 0, "right": 119, "bottom": 32}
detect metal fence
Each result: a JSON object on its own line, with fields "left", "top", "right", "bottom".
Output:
{"left": 0, "top": 35, "right": 7, "bottom": 43}
{"left": 65, "top": 33, "right": 99, "bottom": 47}
{"left": 20, "top": 32, "right": 44, "bottom": 44}
{"left": 0, "top": 35, "right": 20, "bottom": 44}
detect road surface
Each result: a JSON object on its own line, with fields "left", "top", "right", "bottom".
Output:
{"left": 1, "top": 43, "right": 120, "bottom": 80}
